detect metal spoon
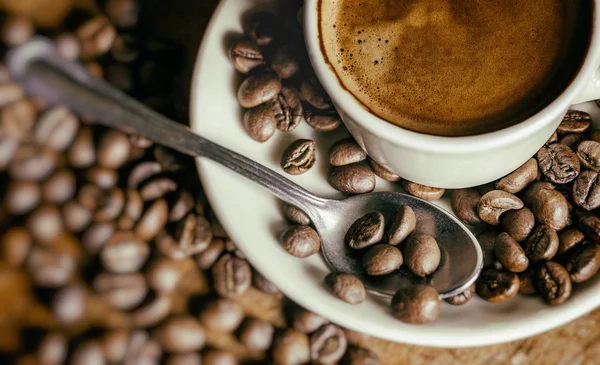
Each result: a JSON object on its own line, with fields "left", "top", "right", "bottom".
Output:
{"left": 6, "top": 38, "right": 482, "bottom": 299}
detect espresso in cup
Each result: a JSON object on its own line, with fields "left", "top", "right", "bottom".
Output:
{"left": 319, "top": 0, "right": 592, "bottom": 136}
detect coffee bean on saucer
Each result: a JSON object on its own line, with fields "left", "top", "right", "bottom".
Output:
{"left": 324, "top": 272, "right": 366, "bottom": 304}
{"left": 154, "top": 316, "right": 205, "bottom": 353}
{"left": 93, "top": 272, "right": 148, "bottom": 310}
{"left": 212, "top": 253, "right": 251, "bottom": 298}
{"left": 5, "top": 180, "right": 41, "bottom": 215}
{"left": 300, "top": 76, "right": 332, "bottom": 110}
{"left": 272, "top": 329, "right": 310, "bottom": 365}
{"left": 368, "top": 157, "right": 401, "bottom": 182}
{"left": 517, "top": 267, "right": 537, "bottom": 295}
{"left": 342, "top": 346, "right": 381, "bottom": 365}
{"left": 274, "top": 87, "right": 304, "bottom": 132}
{"left": 230, "top": 39, "right": 265, "bottom": 74}
{"left": 558, "top": 228, "right": 585, "bottom": 255}
{"left": 329, "top": 138, "right": 367, "bottom": 167}
{"left": 573, "top": 170, "right": 600, "bottom": 210}
{"left": 403, "top": 181, "right": 445, "bottom": 201}
{"left": 238, "top": 318, "right": 274, "bottom": 351}
{"left": 243, "top": 100, "right": 277, "bottom": 143}
{"left": 560, "top": 134, "right": 584, "bottom": 150}
{"left": 384, "top": 205, "right": 416, "bottom": 245}
{"left": 76, "top": 16, "right": 117, "bottom": 60}
{"left": 496, "top": 158, "right": 538, "bottom": 194}
{"left": 310, "top": 324, "right": 347, "bottom": 364}
{"left": 476, "top": 269, "right": 519, "bottom": 303}
{"left": 282, "top": 203, "right": 311, "bottom": 225}
{"left": 537, "top": 143, "right": 580, "bottom": 184}
{"left": 271, "top": 44, "right": 302, "bottom": 79}
{"left": 362, "top": 244, "right": 403, "bottom": 276}
{"left": 564, "top": 243, "right": 600, "bottom": 283}
{"left": 346, "top": 212, "right": 384, "bottom": 249}
{"left": 199, "top": 297, "right": 244, "bottom": 333}
{"left": 536, "top": 261, "right": 572, "bottom": 305}
{"left": 451, "top": 188, "right": 482, "bottom": 226}
{"left": 105, "top": 0, "right": 140, "bottom": 28}
{"left": 280, "top": 225, "right": 321, "bottom": 258}
{"left": 523, "top": 225, "right": 559, "bottom": 262}
{"left": 98, "top": 130, "right": 132, "bottom": 169}
{"left": 403, "top": 234, "right": 440, "bottom": 277}
{"left": 445, "top": 283, "right": 476, "bottom": 306}
{"left": 477, "top": 190, "right": 524, "bottom": 226}
{"left": 196, "top": 238, "right": 226, "bottom": 270}
{"left": 500, "top": 207, "right": 535, "bottom": 243}
{"left": 1, "top": 15, "right": 34, "bottom": 46}
{"left": 281, "top": 139, "right": 316, "bottom": 175}
{"left": 291, "top": 306, "right": 329, "bottom": 333}
{"left": 494, "top": 232, "right": 528, "bottom": 273}
{"left": 100, "top": 231, "right": 149, "bottom": 273}
{"left": 304, "top": 108, "right": 341, "bottom": 132}
{"left": 558, "top": 110, "right": 592, "bottom": 134}
{"left": 391, "top": 284, "right": 440, "bottom": 325}
{"left": 244, "top": 12, "right": 277, "bottom": 46}
{"left": 328, "top": 164, "right": 376, "bottom": 194}
{"left": 577, "top": 140, "right": 600, "bottom": 171}
{"left": 238, "top": 69, "right": 281, "bottom": 108}
{"left": 524, "top": 182, "right": 570, "bottom": 231}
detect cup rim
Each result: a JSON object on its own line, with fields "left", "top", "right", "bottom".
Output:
{"left": 303, "top": 0, "right": 600, "bottom": 154}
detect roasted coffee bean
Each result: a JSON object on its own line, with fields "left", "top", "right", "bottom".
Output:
{"left": 310, "top": 324, "right": 347, "bottom": 364}
{"left": 196, "top": 238, "right": 226, "bottom": 270}
{"left": 245, "top": 12, "right": 277, "bottom": 46}
{"left": 518, "top": 267, "right": 537, "bottom": 295}
{"left": 169, "top": 214, "right": 213, "bottom": 256}
{"left": 523, "top": 225, "right": 559, "bottom": 262}
{"left": 384, "top": 205, "right": 416, "bottom": 245}
{"left": 212, "top": 253, "right": 252, "bottom": 298}
{"left": 1, "top": 227, "right": 31, "bottom": 269}
{"left": 26, "top": 204, "right": 64, "bottom": 244}
{"left": 101, "top": 330, "right": 131, "bottom": 364}
{"left": 131, "top": 295, "right": 172, "bottom": 328}
{"left": 291, "top": 306, "right": 329, "bottom": 333}
{"left": 304, "top": 108, "right": 341, "bottom": 131}
{"left": 591, "top": 130, "right": 600, "bottom": 143}
{"left": 558, "top": 228, "right": 585, "bottom": 255}
{"left": 86, "top": 167, "right": 118, "bottom": 190}
{"left": 82, "top": 222, "right": 115, "bottom": 254}
{"left": 564, "top": 244, "right": 600, "bottom": 283}
{"left": 36, "top": 332, "right": 67, "bottom": 365}
{"left": 537, "top": 143, "right": 580, "bottom": 184}
{"left": 577, "top": 140, "right": 600, "bottom": 171}
{"left": 111, "top": 34, "right": 138, "bottom": 63}
{"left": 271, "top": 44, "right": 302, "bottom": 79}
{"left": 252, "top": 269, "right": 281, "bottom": 295}
{"left": 100, "top": 231, "right": 149, "bottom": 273}
{"left": 273, "top": 87, "right": 304, "bottom": 132}
{"left": 272, "top": 329, "right": 310, "bottom": 365}
{"left": 147, "top": 258, "right": 182, "bottom": 293}
{"left": 154, "top": 316, "right": 205, "bottom": 353}
{"left": 451, "top": 188, "right": 482, "bottom": 226}
{"left": 243, "top": 102, "right": 277, "bottom": 142}
{"left": 560, "top": 134, "right": 584, "bottom": 150}
{"left": 573, "top": 170, "right": 600, "bottom": 210}
{"left": 0, "top": 135, "right": 18, "bottom": 171}
{"left": 494, "top": 233, "right": 528, "bottom": 273}
{"left": 445, "top": 283, "right": 476, "bottom": 306}
{"left": 579, "top": 214, "right": 600, "bottom": 244}
{"left": 524, "top": 182, "right": 570, "bottom": 231}
{"left": 496, "top": 158, "right": 538, "bottom": 194}
{"left": 93, "top": 272, "right": 148, "bottom": 310}
{"left": 362, "top": 244, "right": 403, "bottom": 276}
{"left": 280, "top": 225, "right": 321, "bottom": 258}
{"left": 342, "top": 346, "right": 381, "bottom": 365}
{"left": 403, "top": 234, "right": 441, "bottom": 277}
{"left": 0, "top": 82, "right": 23, "bottom": 108}
{"left": 9, "top": 144, "right": 56, "bottom": 181}
{"left": 1, "top": 15, "right": 34, "bottom": 46}
{"left": 128, "top": 161, "right": 163, "bottom": 188}
{"left": 476, "top": 269, "right": 519, "bottom": 303}
{"left": 135, "top": 198, "right": 169, "bottom": 241}
{"left": 77, "top": 183, "right": 105, "bottom": 211}
{"left": 281, "top": 139, "right": 316, "bottom": 175}
{"left": 34, "top": 106, "right": 79, "bottom": 152}
{"left": 329, "top": 138, "right": 367, "bottom": 167}
{"left": 105, "top": 0, "right": 140, "bottom": 28}
{"left": 1, "top": 99, "right": 36, "bottom": 141}
{"left": 95, "top": 188, "right": 126, "bottom": 223}
{"left": 202, "top": 349, "right": 238, "bottom": 365}
{"left": 324, "top": 272, "right": 366, "bottom": 304}
{"left": 5, "top": 180, "right": 41, "bottom": 215}
{"left": 238, "top": 318, "right": 274, "bottom": 351}
{"left": 129, "top": 134, "right": 152, "bottom": 149}
{"left": 169, "top": 190, "right": 195, "bottom": 222}
{"left": 98, "top": 130, "right": 132, "bottom": 169}
{"left": 282, "top": 203, "right": 311, "bottom": 225}
{"left": 199, "top": 297, "right": 244, "bottom": 333}
{"left": 391, "top": 284, "right": 440, "bottom": 325}
{"left": 328, "top": 164, "right": 376, "bottom": 194}
{"left": 70, "top": 340, "right": 106, "bottom": 365}
{"left": 76, "top": 16, "right": 117, "bottom": 60}
{"left": 55, "top": 33, "right": 81, "bottom": 61}
{"left": 123, "top": 330, "right": 162, "bottom": 363}
{"left": 368, "top": 157, "right": 400, "bottom": 182}
{"left": 403, "top": 181, "right": 445, "bottom": 201}
{"left": 238, "top": 69, "right": 281, "bottom": 108}
{"left": 140, "top": 177, "right": 177, "bottom": 201}
{"left": 165, "top": 353, "right": 202, "bottom": 365}
{"left": 68, "top": 127, "right": 96, "bottom": 168}
{"left": 230, "top": 39, "right": 264, "bottom": 74}
{"left": 51, "top": 285, "right": 88, "bottom": 324}
{"left": 155, "top": 146, "right": 185, "bottom": 171}
{"left": 558, "top": 110, "right": 592, "bottom": 134}
{"left": 500, "top": 207, "right": 535, "bottom": 243}
{"left": 536, "top": 261, "right": 572, "bottom": 305}
{"left": 300, "top": 76, "right": 332, "bottom": 110}
{"left": 346, "top": 212, "right": 385, "bottom": 249}
{"left": 477, "top": 190, "right": 524, "bottom": 226}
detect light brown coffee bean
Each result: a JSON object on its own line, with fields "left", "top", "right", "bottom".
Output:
{"left": 310, "top": 324, "right": 347, "bottom": 364}
{"left": 384, "top": 205, "right": 416, "bottom": 245}
{"left": 577, "top": 140, "right": 600, "bottom": 171}
{"left": 77, "top": 183, "right": 104, "bottom": 212}
{"left": 451, "top": 188, "right": 482, "bottom": 226}
{"left": 291, "top": 306, "right": 329, "bottom": 334}
{"left": 131, "top": 296, "right": 172, "bottom": 328}
{"left": 95, "top": 188, "right": 126, "bottom": 223}
{"left": 558, "top": 228, "right": 585, "bottom": 255}
{"left": 500, "top": 207, "right": 535, "bottom": 243}
{"left": 5, "top": 180, "right": 41, "bottom": 215}
{"left": 346, "top": 212, "right": 384, "bottom": 249}
{"left": 281, "top": 139, "right": 316, "bottom": 175}
{"left": 494, "top": 232, "right": 528, "bottom": 273}
{"left": 536, "top": 261, "right": 572, "bottom": 305}
{"left": 524, "top": 182, "right": 570, "bottom": 231}
{"left": 9, "top": 144, "right": 56, "bottom": 181}
{"left": 564, "top": 244, "right": 600, "bottom": 283}
{"left": 100, "top": 231, "right": 149, "bottom": 273}
{"left": 2, "top": 99, "right": 37, "bottom": 143}
{"left": 229, "top": 39, "right": 264, "bottom": 74}
{"left": 304, "top": 108, "right": 341, "bottom": 131}
{"left": 342, "top": 346, "right": 381, "bottom": 365}
{"left": 0, "top": 82, "right": 24, "bottom": 108}
{"left": 0, "top": 135, "right": 18, "bottom": 171}
{"left": 391, "top": 284, "right": 441, "bottom": 325}
{"left": 445, "top": 283, "right": 476, "bottom": 306}
{"left": 135, "top": 198, "right": 169, "bottom": 241}
{"left": 55, "top": 33, "right": 81, "bottom": 61}
{"left": 272, "top": 329, "right": 310, "bottom": 365}
{"left": 1, "top": 227, "right": 32, "bottom": 267}
{"left": 538, "top": 143, "right": 580, "bottom": 184}
{"left": 273, "top": 87, "right": 304, "bottom": 132}
{"left": 403, "top": 181, "right": 445, "bottom": 201}
{"left": 300, "top": 76, "right": 332, "bottom": 110}
{"left": 238, "top": 318, "right": 275, "bottom": 351}
{"left": 98, "top": 130, "right": 132, "bottom": 169}
{"left": 282, "top": 203, "right": 311, "bottom": 225}
{"left": 243, "top": 102, "right": 277, "bottom": 143}
{"left": 154, "top": 316, "right": 205, "bottom": 353}
{"left": 252, "top": 269, "right": 281, "bottom": 296}
{"left": 280, "top": 225, "right": 321, "bottom": 258}
{"left": 196, "top": 238, "right": 226, "bottom": 270}
{"left": 165, "top": 353, "right": 202, "bottom": 365}
{"left": 169, "top": 190, "right": 195, "bottom": 222}
{"left": 362, "top": 244, "right": 403, "bottom": 276}
{"left": 368, "top": 157, "right": 401, "bottom": 182}
{"left": 34, "top": 106, "right": 79, "bottom": 152}
{"left": 573, "top": 170, "right": 600, "bottom": 210}
{"left": 93, "top": 272, "right": 148, "bottom": 310}
{"left": 523, "top": 225, "right": 559, "bottom": 262}
{"left": 26, "top": 245, "right": 76, "bottom": 288}
{"left": 496, "top": 158, "right": 538, "bottom": 194}
{"left": 105, "top": 0, "right": 140, "bottom": 28}
{"left": 127, "top": 161, "right": 162, "bottom": 189}
{"left": 329, "top": 138, "right": 367, "bottom": 167}
{"left": 123, "top": 330, "right": 162, "bottom": 364}
{"left": 198, "top": 297, "right": 244, "bottom": 333}
{"left": 324, "top": 272, "right": 366, "bottom": 304}
{"left": 1, "top": 15, "right": 34, "bottom": 46}
{"left": 477, "top": 190, "right": 524, "bottom": 226}
{"left": 212, "top": 254, "right": 252, "bottom": 298}
{"left": 403, "top": 234, "right": 441, "bottom": 277}
{"left": 42, "top": 169, "right": 76, "bottom": 205}
{"left": 86, "top": 167, "right": 118, "bottom": 190}
{"left": 68, "top": 127, "right": 96, "bottom": 168}
{"left": 328, "top": 164, "right": 376, "bottom": 194}
{"left": 82, "top": 222, "right": 115, "bottom": 254}
{"left": 51, "top": 285, "right": 88, "bottom": 324}
{"left": 101, "top": 329, "right": 131, "bottom": 364}
{"left": 26, "top": 204, "right": 64, "bottom": 244}
{"left": 238, "top": 69, "right": 281, "bottom": 108}
{"left": 476, "top": 269, "right": 520, "bottom": 303}
{"left": 70, "top": 340, "right": 106, "bottom": 365}
{"left": 558, "top": 110, "right": 592, "bottom": 134}
{"left": 76, "top": 16, "right": 117, "bottom": 60}
{"left": 140, "top": 177, "right": 177, "bottom": 201}
{"left": 202, "top": 349, "right": 238, "bottom": 365}
{"left": 36, "top": 332, "right": 67, "bottom": 365}
{"left": 560, "top": 134, "right": 584, "bottom": 150}
{"left": 147, "top": 258, "right": 182, "bottom": 293}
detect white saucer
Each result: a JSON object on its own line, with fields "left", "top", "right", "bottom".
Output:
{"left": 190, "top": 0, "right": 600, "bottom": 348}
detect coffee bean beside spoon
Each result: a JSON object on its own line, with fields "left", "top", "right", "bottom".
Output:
{"left": 6, "top": 37, "right": 482, "bottom": 300}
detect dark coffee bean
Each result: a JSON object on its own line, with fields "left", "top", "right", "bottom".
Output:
{"left": 280, "top": 225, "right": 321, "bottom": 258}
{"left": 451, "top": 188, "right": 482, "bottom": 226}
{"left": 131, "top": 295, "right": 172, "bottom": 328}
{"left": 9, "top": 144, "right": 56, "bottom": 181}
{"left": 51, "top": 285, "right": 88, "bottom": 324}
{"left": 558, "top": 110, "right": 592, "bottom": 134}
{"left": 341, "top": 346, "right": 381, "bottom": 365}
{"left": 212, "top": 253, "right": 252, "bottom": 298}
{"left": 560, "top": 134, "right": 584, "bottom": 150}
{"left": 300, "top": 76, "right": 332, "bottom": 110}
{"left": 310, "top": 324, "right": 347, "bottom": 364}
{"left": 500, "top": 207, "right": 535, "bottom": 243}
{"left": 1, "top": 99, "right": 36, "bottom": 141}
{"left": 146, "top": 258, "right": 182, "bottom": 293}
{"left": 169, "top": 190, "right": 195, "bottom": 222}
{"left": 281, "top": 139, "right": 316, "bottom": 175}
{"left": 127, "top": 161, "right": 163, "bottom": 188}
{"left": 5, "top": 180, "right": 41, "bottom": 215}
{"left": 362, "top": 244, "right": 403, "bottom": 276}
{"left": 304, "top": 108, "right": 341, "bottom": 131}
{"left": 494, "top": 233, "right": 528, "bottom": 273}
{"left": 82, "top": 222, "right": 115, "bottom": 254}
{"left": 68, "top": 127, "right": 96, "bottom": 168}
{"left": 105, "top": 0, "right": 140, "bottom": 28}
{"left": 383, "top": 205, "right": 416, "bottom": 245}
{"left": 579, "top": 214, "right": 600, "bottom": 244}
{"left": 536, "top": 261, "right": 572, "bottom": 305}
{"left": 573, "top": 170, "right": 600, "bottom": 210}
{"left": 271, "top": 44, "right": 302, "bottom": 79}
{"left": 564, "top": 244, "right": 600, "bottom": 283}
{"left": 243, "top": 102, "right": 277, "bottom": 143}
{"left": 518, "top": 267, "right": 537, "bottom": 295}
{"left": 0, "top": 82, "right": 23, "bottom": 108}
{"left": 229, "top": 39, "right": 265, "bottom": 74}
{"left": 445, "top": 283, "right": 476, "bottom": 306}
{"left": 34, "top": 106, "right": 79, "bottom": 152}
{"left": 196, "top": 238, "right": 226, "bottom": 270}
{"left": 329, "top": 138, "right": 367, "bottom": 167}
{"left": 537, "top": 143, "right": 580, "bottom": 184}
{"left": 199, "top": 297, "right": 244, "bottom": 332}
{"left": 55, "top": 33, "right": 81, "bottom": 61}
{"left": 26, "top": 204, "right": 64, "bottom": 244}
{"left": 252, "top": 269, "right": 281, "bottom": 295}
{"left": 111, "top": 34, "right": 138, "bottom": 63}
{"left": 477, "top": 190, "right": 524, "bottom": 226}
{"left": 324, "top": 272, "right": 366, "bottom": 304}
{"left": 140, "top": 177, "right": 177, "bottom": 201}
{"left": 391, "top": 284, "right": 440, "bottom": 325}
{"left": 524, "top": 182, "right": 570, "bottom": 231}
{"left": 100, "top": 231, "right": 149, "bottom": 273}
{"left": 496, "top": 158, "right": 538, "bottom": 194}
{"left": 403, "top": 234, "right": 441, "bottom": 277}
{"left": 154, "top": 316, "right": 205, "bottom": 353}
{"left": 282, "top": 203, "right": 311, "bottom": 225}
{"left": 328, "top": 164, "right": 376, "bottom": 194}
{"left": 98, "top": 130, "right": 132, "bottom": 169}
{"left": 27, "top": 245, "right": 77, "bottom": 287}
{"left": 202, "top": 349, "right": 238, "bottom": 365}
{"left": 70, "top": 340, "right": 106, "bottom": 365}
{"left": 274, "top": 87, "right": 304, "bottom": 132}
{"left": 153, "top": 147, "right": 186, "bottom": 172}
{"left": 346, "top": 212, "right": 384, "bottom": 249}
{"left": 238, "top": 318, "right": 274, "bottom": 351}
{"left": 86, "top": 167, "right": 118, "bottom": 190}
{"left": 93, "top": 272, "right": 148, "bottom": 310}
{"left": 135, "top": 198, "right": 169, "bottom": 241}
{"left": 558, "top": 228, "right": 585, "bottom": 255}
{"left": 37, "top": 333, "right": 67, "bottom": 365}
{"left": 165, "top": 353, "right": 202, "bottom": 365}
{"left": 1, "top": 15, "right": 34, "bottom": 46}
{"left": 476, "top": 269, "right": 519, "bottom": 303}
{"left": 291, "top": 306, "right": 329, "bottom": 333}
{"left": 238, "top": 69, "right": 281, "bottom": 108}
{"left": 94, "top": 188, "right": 126, "bottom": 223}
{"left": 272, "top": 329, "right": 310, "bottom": 365}
{"left": 245, "top": 12, "right": 277, "bottom": 46}
{"left": 76, "top": 16, "right": 117, "bottom": 60}
{"left": 577, "top": 140, "right": 600, "bottom": 171}
{"left": 368, "top": 157, "right": 400, "bottom": 182}
{"left": 523, "top": 225, "right": 559, "bottom": 262}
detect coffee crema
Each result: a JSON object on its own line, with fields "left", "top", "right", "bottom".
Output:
{"left": 319, "top": 0, "right": 592, "bottom": 136}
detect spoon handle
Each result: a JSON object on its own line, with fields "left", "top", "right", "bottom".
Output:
{"left": 7, "top": 37, "right": 328, "bottom": 214}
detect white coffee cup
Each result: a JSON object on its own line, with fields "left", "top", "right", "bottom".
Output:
{"left": 304, "top": 1, "right": 600, "bottom": 188}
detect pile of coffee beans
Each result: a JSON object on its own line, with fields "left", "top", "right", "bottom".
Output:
{"left": 0, "top": 1, "right": 382, "bottom": 364}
